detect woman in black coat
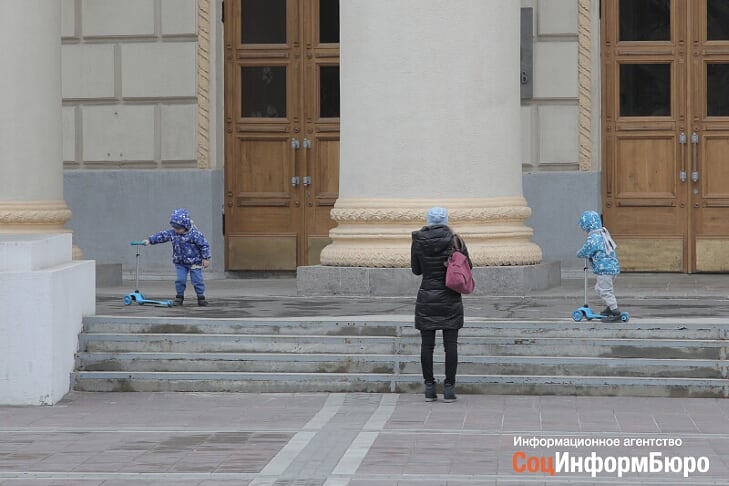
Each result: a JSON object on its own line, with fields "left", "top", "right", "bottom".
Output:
{"left": 411, "top": 207, "right": 471, "bottom": 402}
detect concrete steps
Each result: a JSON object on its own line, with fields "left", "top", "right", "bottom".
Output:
{"left": 76, "top": 352, "right": 726, "bottom": 378}
{"left": 72, "top": 316, "right": 729, "bottom": 397}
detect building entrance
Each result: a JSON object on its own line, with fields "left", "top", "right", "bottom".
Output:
{"left": 602, "top": 0, "right": 729, "bottom": 272}
{"left": 224, "top": 0, "right": 340, "bottom": 270}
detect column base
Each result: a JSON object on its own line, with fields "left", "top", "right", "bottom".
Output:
{"left": 320, "top": 198, "right": 544, "bottom": 267}
{"left": 0, "top": 234, "right": 95, "bottom": 405}
{"left": 0, "top": 200, "right": 72, "bottom": 230}
{"left": 0, "top": 200, "right": 86, "bottom": 260}
{"left": 297, "top": 261, "right": 560, "bottom": 296}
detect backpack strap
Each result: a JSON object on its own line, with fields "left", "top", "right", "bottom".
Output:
{"left": 452, "top": 233, "right": 465, "bottom": 252}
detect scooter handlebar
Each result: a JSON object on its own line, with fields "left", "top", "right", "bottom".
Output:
{"left": 130, "top": 241, "right": 147, "bottom": 246}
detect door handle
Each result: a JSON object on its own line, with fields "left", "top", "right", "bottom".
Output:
{"left": 291, "top": 138, "right": 300, "bottom": 187}
{"left": 691, "top": 132, "right": 699, "bottom": 182}
{"left": 679, "top": 131, "right": 687, "bottom": 182}
{"left": 302, "top": 138, "right": 311, "bottom": 188}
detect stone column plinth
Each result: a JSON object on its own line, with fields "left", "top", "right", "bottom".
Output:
{"left": 0, "top": 235, "right": 95, "bottom": 405}
{"left": 0, "top": 0, "right": 73, "bottom": 242}
{"left": 319, "top": 0, "right": 543, "bottom": 269}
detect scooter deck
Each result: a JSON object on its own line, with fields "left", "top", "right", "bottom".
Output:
{"left": 123, "top": 292, "right": 173, "bottom": 307}
{"left": 572, "top": 306, "right": 629, "bottom": 322}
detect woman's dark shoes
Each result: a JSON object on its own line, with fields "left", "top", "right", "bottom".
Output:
{"left": 424, "top": 382, "right": 437, "bottom": 402}
{"left": 443, "top": 384, "right": 457, "bottom": 402}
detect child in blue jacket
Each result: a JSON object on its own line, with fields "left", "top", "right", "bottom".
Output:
{"left": 144, "top": 208, "right": 211, "bottom": 306}
{"left": 577, "top": 210, "right": 621, "bottom": 321}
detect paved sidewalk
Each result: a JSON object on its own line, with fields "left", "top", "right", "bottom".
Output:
{"left": 1, "top": 392, "right": 728, "bottom": 485}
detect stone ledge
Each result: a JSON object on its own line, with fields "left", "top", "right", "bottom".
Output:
{"left": 0, "top": 234, "right": 72, "bottom": 271}
{"left": 297, "top": 261, "right": 561, "bottom": 297}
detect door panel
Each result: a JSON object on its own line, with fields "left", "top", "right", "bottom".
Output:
{"left": 602, "top": 0, "right": 729, "bottom": 272}
{"left": 703, "top": 135, "right": 729, "bottom": 200}
{"left": 690, "top": 0, "right": 729, "bottom": 271}
{"left": 618, "top": 238, "right": 684, "bottom": 272}
{"left": 300, "top": 0, "right": 339, "bottom": 266}
{"left": 224, "top": 0, "right": 339, "bottom": 270}
{"left": 228, "top": 236, "right": 297, "bottom": 270}
{"left": 614, "top": 135, "right": 678, "bottom": 200}
{"left": 305, "top": 136, "right": 338, "bottom": 264}
{"left": 693, "top": 129, "right": 729, "bottom": 270}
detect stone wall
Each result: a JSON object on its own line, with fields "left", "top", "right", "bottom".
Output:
{"left": 61, "top": 0, "right": 200, "bottom": 169}
{"left": 520, "top": 0, "right": 592, "bottom": 172}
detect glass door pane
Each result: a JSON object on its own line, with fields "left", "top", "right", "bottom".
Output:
{"left": 242, "top": 0, "right": 286, "bottom": 44}
{"left": 707, "top": 0, "right": 729, "bottom": 41}
{"left": 619, "top": 63, "right": 671, "bottom": 116}
{"left": 319, "top": 0, "right": 339, "bottom": 44}
{"left": 241, "top": 66, "right": 287, "bottom": 118}
{"left": 707, "top": 64, "right": 729, "bottom": 116}
{"left": 619, "top": 0, "right": 670, "bottom": 41}
{"left": 319, "top": 66, "right": 340, "bottom": 118}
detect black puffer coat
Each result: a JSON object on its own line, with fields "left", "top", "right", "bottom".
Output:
{"left": 411, "top": 224, "right": 471, "bottom": 331}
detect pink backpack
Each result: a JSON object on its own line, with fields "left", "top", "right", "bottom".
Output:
{"left": 445, "top": 235, "right": 475, "bottom": 294}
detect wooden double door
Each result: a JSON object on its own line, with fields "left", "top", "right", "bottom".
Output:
{"left": 602, "top": 0, "right": 729, "bottom": 272}
{"left": 224, "top": 0, "right": 340, "bottom": 270}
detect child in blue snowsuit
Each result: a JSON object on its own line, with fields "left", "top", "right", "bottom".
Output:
{"left": 144, "top": 208, "right": 211, "bottom": 307}
{"left": 577, "top": 210, "right": 622, "bottom": 321}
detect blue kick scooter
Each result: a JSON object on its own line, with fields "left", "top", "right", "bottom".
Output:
{"left": 572, "top": 259, "right": 629, "bottom": 322}
{"left": 123, "top": 241, "right": 173, "bottom": 307}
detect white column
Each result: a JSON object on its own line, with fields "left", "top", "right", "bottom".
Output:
{"left": 321, "top": 0, "right": 542, "bottom": 267}
{"left": 0, "top": 0, "right": 71, "bottom": 232}
{"left": 0, "top": 0, "right": 95, "bottom": 405}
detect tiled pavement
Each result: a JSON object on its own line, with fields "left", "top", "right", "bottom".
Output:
{"left": 1, "top": 392, "right": 729, "bottom": 485}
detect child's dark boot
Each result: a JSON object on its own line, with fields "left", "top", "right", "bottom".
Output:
{"left": 605, "top": 307, "right": 622, "bottom": 322}
{"left": 600, "top": 306, "right": 611, "bottom": 316}
{"left": 197, "top": 295, "right": 208, "bottom": 307}
{"left": 174, "top": 295, "right": 184, "bottom": 306}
